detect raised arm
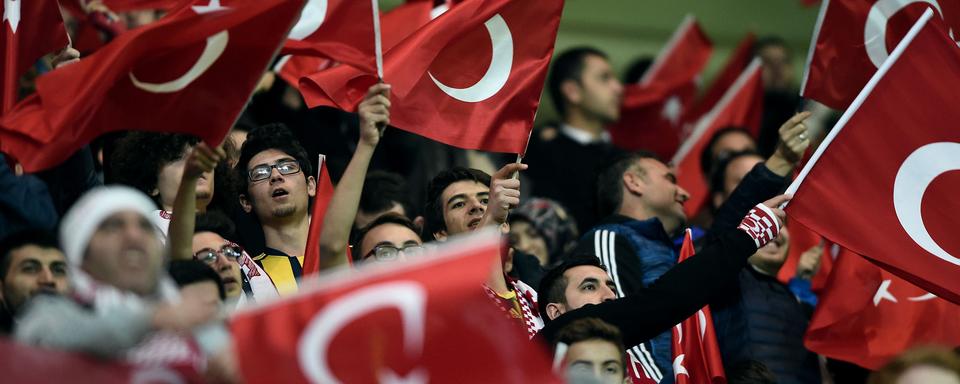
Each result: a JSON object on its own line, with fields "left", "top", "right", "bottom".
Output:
{"left": 168, "top": 143, "right": 225, "bottom": 260}
{"left": 479, "top": 162, "right": 527, "bottom": 294}
{"left": 317, "top": 83, "right": 391, "bottom": 269}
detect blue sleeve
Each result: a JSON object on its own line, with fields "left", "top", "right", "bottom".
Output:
{"left": 0, "top": 155, "right": 58, "bottom": 237}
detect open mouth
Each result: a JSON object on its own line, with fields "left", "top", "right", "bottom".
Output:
{"left": 271, "top": 188, "right": 289, "bottom": 198}
{"left": 467, "top": 218, "right": 482, "bottom": 230}
{"left": 221, "top": 275, "right": 238, "bottom": 285}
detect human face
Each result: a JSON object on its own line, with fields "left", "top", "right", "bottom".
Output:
{"left": 509, "top": 220, "right": 549, "bottom": 266}
{"left": 82, "top": 211, "right": 163, "bottom": 296}
{"left": 355, "top": 202, "right": 406, "bottom": 229}
{"left": 548, "top": 265, "right": 618, "bottom": 320}
{"left": 748, "top": 225, "right": 790, "bottom": 275}
{"left": 360, "top": 223, "right": 423, "bottom": 264}
{"left": 1, "top": 246, "right": 68, "bottom": 314}
{"left": 635, "top": 158, "right": 689, "bottom": 233}
{"left": 243, "top": 149, "right": 316, "bottom": 222}
{"left": 439, "top": 180, "right": 489, "bottom": 237}
{"left": 155, "top": 144, "right": 214, "bottom": 212}
{"left": 722, "top": 155, "right": 764, "bottom": 199}
{"left": 565, "top": 339, "right": 628, "bottom": 384}
{"left": 757, "top": 45, "right": 794, "bottom": 91}
{"left": 711, "top": 131, "right": 756, "bottom": 163}
{"left": 575, "top": 55, "right": 623, "bottom": 123}
{"left": 192, "top": 232, "right": 243, "bottom": 299}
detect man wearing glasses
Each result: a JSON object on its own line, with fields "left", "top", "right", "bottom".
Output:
{"left": 236, "top": 124, "right": 317, "bottom": 295}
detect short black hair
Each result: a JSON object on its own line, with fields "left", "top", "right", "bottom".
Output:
{"left": 553, "top": 317, "right": 628, "bottom": 369}
{"left": 726, "top": 360, "right": 777, "bottom": 384}
{"left": 167, "top": 260, "right": 225, "bottom": 301}
{"left": 195, "top": 211, "right": 238, "bottom": 243}
{"left": 0, "top": 230, "right": 60, "bottom": 281}
{"left": 595, "top": 151, "right": 660, "bottom": 218}
{"left": 423, "top": 167, "right": 492, "bottom": 239}
{"left": 359, "top": 171, "right": 413, "bottom": 219}
{"left": 110, "top": 132, "right": 199, "bottom": 207}
{"left": 537, "top": 255, "right": 607, "bottom": 322}
{"left": 753, "top": 35, "right": 791, "bottom": 60}
{"left": 699, "top": 126, "right": 755, "bottom": 175}
{"left": 548, "top": 47, "right": 609, "bottom": 117}
{"left": 351, "top": 213, "right": 422, "bottom": 258}
{"left": 708, "top": 149, "right": 763, "bottom": 198}
{"left": 236, "top": 123, "right": 313, "bottom": 187}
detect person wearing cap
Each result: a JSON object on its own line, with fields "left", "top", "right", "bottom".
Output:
{"left": 14, "top": 186, "right": 232, "bottom": 380}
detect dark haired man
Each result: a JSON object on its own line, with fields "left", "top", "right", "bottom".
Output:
{"left": 525, "top": 47, "right": 626, "bottom": 232}
{"left": 355, "top": 170, "right": 416, "bottom": 229}
{"left": 554, "top": 318, "right": 630, "bottom": 384}
{"left": 0, "top": 230, "right": 69, "bottom": 333}
{"left": 574, "top": 113, "right": 812, "bottom": 381}
{"left": 538, "top": 195, "right": 787, "bottom": 383}
{"left": 353, "top": 214, "right": 423, "bottom": 264}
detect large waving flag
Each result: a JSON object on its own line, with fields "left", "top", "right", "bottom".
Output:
{"left": 672, "top": 229, "right": 726, "bottom": 384}
{"left": 2, "top": 0, "right": 68, "bottom": 112}
{"left": 786, "top": 10, "right": 960, "bottom": 303}
{"left": 0, "top": 0, "right": 304, "bottom": 172}
{"left": 279, "top": 0, "right": 378, "bottom": 73}
{"left": 231, "top": 229, "right": 560, "bottom": 383}
{"left": 799, "top": 0, "right": 955, "bottom": 109}
{"left": 300, "top": 0, "right": 564, "bottom": 154}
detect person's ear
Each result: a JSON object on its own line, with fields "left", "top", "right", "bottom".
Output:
{"left": 239, "top": 194, "right": 253, "bottom": 214}
{"left": 712, "top": 191, "right": 725, "bottom": 210}
{"left": 561, "top": 79, "right": 582, "bottom": 107}
{"left": 307, "top": 176, "right": 317, "bottom": 198}
{"left": 546, "top": 302, "right": 566, "bottom": 321}
{"left": 413, "top": 216, "right": 426, "bottom": 234}
{"left": 433, "top": 230, "right": 448, "bottom": 242}
{"left": 623, "top": 170, "right": 645, "bottom": 196}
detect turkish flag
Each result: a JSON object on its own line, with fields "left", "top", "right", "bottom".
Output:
{"left": 672, "top": 59, "right": 764, "bottom": 218}
{"left": 608, "top": 16, "right": 712, "bottom": 160}
{"left": 800, "top": 0, "right": 960, "bottom": 109}
{"left": 300, "top": 0, "right": 564, "bottom": 154}
{"left": 0, "top": 0, "right": 304, "bottom": 172}
{"left": 301, "top": 155, "right": 352, "bottom": 276}
{"left": 280, "top": 0, "right": 377, "bottom": 73}
{"left": 785, "top": 11, "right": 960, "bottom": 303}
{"left": 230, "top": 230, "right": 560, "bottom": 383}
{"left": 1, "top": 0, "right": 68, "bottom": 113}
{"left": 672, "top": 229, "right": 726, "bottom": 384}
{"left": 686, "top": 33, "right": 756, "bottom": 124}
{"left": 804, "top": 250, "right": 960, "bottom": 369}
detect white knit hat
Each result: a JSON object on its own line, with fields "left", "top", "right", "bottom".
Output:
{"left": 59, "top": 186, "right": 158, "bottom": 267}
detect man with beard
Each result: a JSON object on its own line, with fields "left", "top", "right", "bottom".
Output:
{"left": 0, "top": 230, "right": 69, "bottom": 333}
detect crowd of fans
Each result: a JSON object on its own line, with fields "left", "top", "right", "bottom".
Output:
{"left": 1, "top": 2, "right": 959, "bottom": 384}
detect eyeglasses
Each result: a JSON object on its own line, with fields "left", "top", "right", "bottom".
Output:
{"left": 193, "top": 243, "right": 244, "bottom": 265}
{"left": 248, "top": 159, "right": 301, "bottom": 182}
{"left": 363, "top": 244, "right": 424, "bottom": 262}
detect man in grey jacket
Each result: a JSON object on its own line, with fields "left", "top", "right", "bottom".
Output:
{"left": 14, "top": 186, "right": 233, "bottom": 380}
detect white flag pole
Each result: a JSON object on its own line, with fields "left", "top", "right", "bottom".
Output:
{"left": 371, "top": 0, "right": 384, "bottom": 80}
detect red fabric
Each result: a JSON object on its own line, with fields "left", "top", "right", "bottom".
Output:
{"left": 673, "top": 61, "right": 763, "bottom": 218}
{"left": 672, "top": 229, "right": 726, "bottom": 384}
{"left": 280, "top": 0, "right": 377, "bottom": 73}
{"left": 686, "top": 33, "right": 756, "bottom": 125}
{"left": 608, "top": 17, "right": 712, "bottom": 160}
{"left": 0, "top": 0, "right": 302, "bottom": 172}
{"left": 804, "top": 250, "right": 960, "bottom": 369}
{"left": 300, "top": 0, "right": 564, "bottom": 154}
{"left": 776, "top": 217, "right": 821, "bottom": 284}
{"left": 786, "top": 13, "right": 960, "bottom": 303}
{"left": 301, "top": 156, "right": 346, "bottom": 276}
{"left": 1, "top": 0, "right": 68, "bottom": 113}
{"left": 800, "top": 0, "right": 959, "bottom": 109}
{"left": 230, "top": 231, "right": 560, "bottom": 383}
{"left": 0, "top": 339, "right": 204, "bottom": 384}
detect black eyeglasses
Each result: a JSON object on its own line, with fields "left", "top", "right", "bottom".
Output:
{"left": 193, "top": 243, "right": 243, "bottom": 265}
{"left": 248, "top": 159, "right": 301, "bottom": 182}
{"left": 363, "top": 244, "right": 424, "bottom": 262}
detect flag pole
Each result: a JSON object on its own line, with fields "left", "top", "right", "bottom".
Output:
{"left": 371, "top": 0, "right": 384, "bottom": 80}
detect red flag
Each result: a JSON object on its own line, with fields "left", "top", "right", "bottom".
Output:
{"left": 0, "top": 0, "right": 304, "bottom": 172}
{"left": 301, "top": 155, "right": 348, "bottom": 275}
{"left": 804, "top": 250, "right": 960, "bottom": 369}
{"left": 687, "top": 33, "right": 756, "bottom": 124}
{"left": 672, "top": 229, "right": 726, "bottom": 384}
{"left": 230, "top": 230, "right": 561, "bottom": 383}
{"left": 776, "top": 217, "right": 822, "bottom": 284}
{"left": 608, "top": 15, "right": 712, "bottom": 159}
{"left": 799, "top": 0, "right": 960, "bottom": 109}
{"left": 672, "top": 59, "right": 764, "bottom": 218}
{"left": 786, "top": 10, "right": 960, "bottom": 303}
{"left": 2, "top": 0, "right": 68, "bottom": 113}
{"left": 280, "top": 0, "right": 377, "bottom": 73}
{"left": 0, "top": 338, "right": 204, "bottom": 384}
{"left": 300, "top": 0, "right": 564, "bottom": 154}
